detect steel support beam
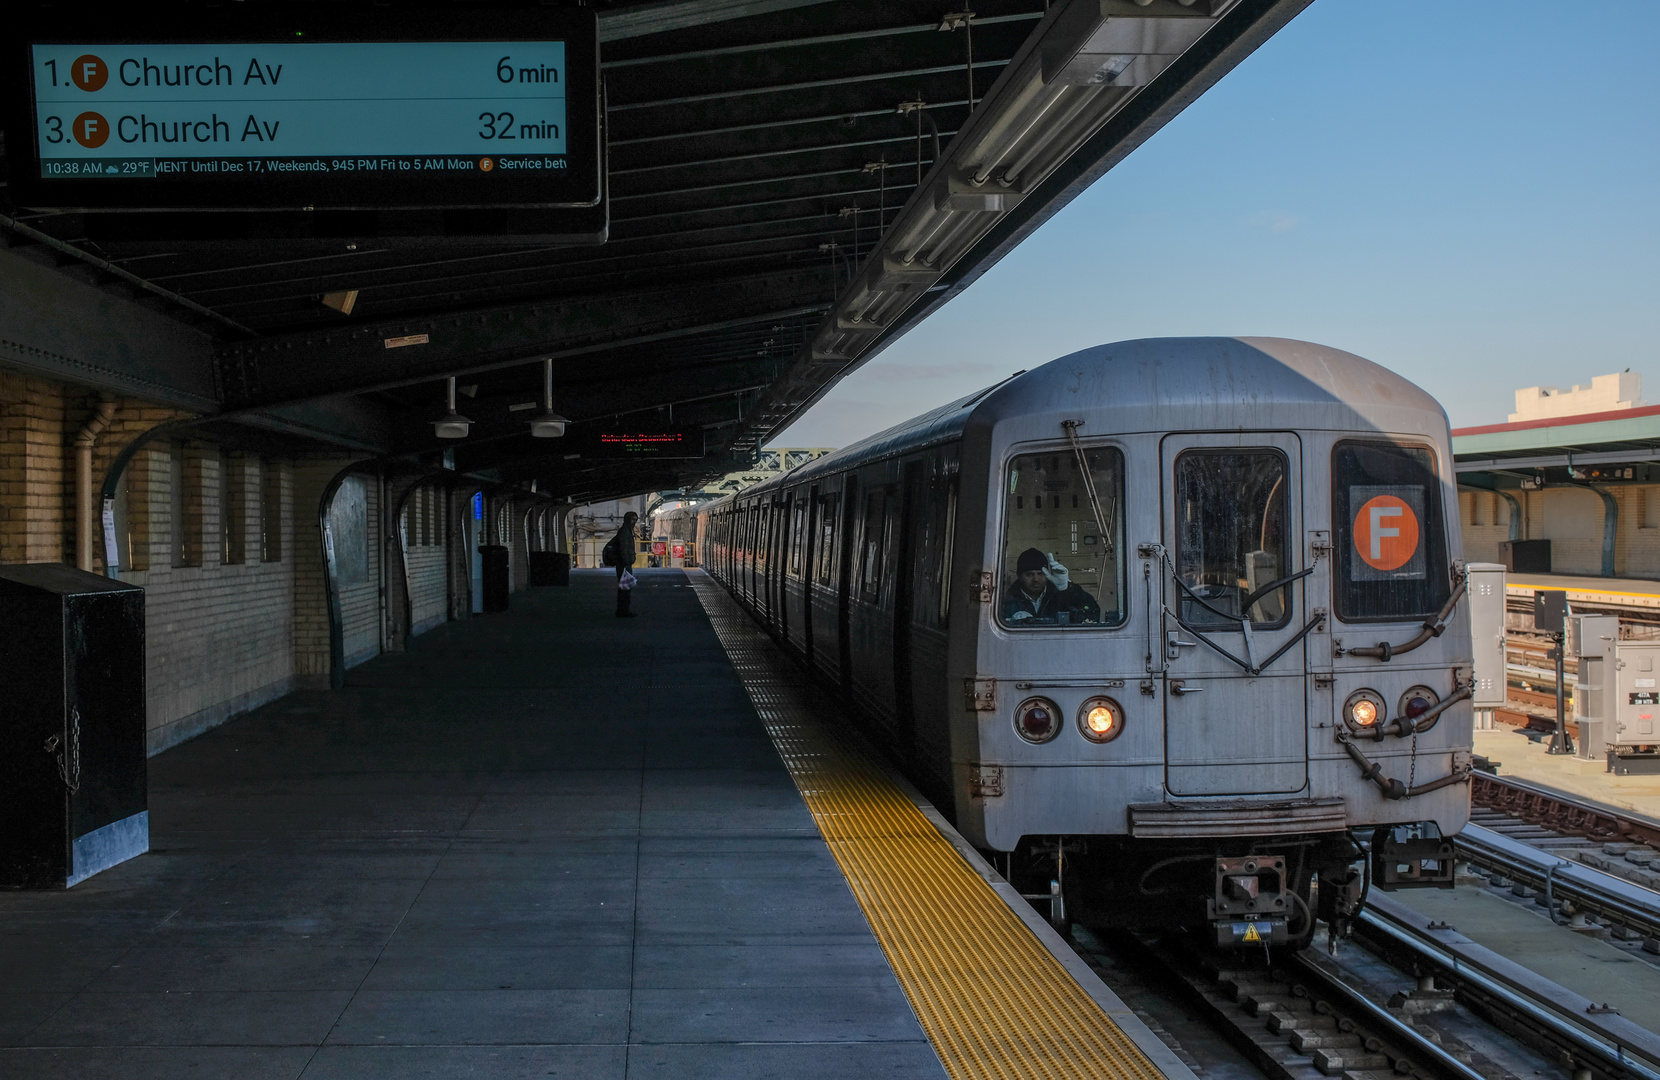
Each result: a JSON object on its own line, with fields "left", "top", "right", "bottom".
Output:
{"left": 215, "top": 268, "right": 834, "bottom": 410}
{"left": 0, "top": 245, "right": 220, "bottom": 411}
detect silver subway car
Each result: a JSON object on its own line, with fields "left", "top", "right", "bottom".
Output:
{"left": 675, "top": 337, "right": 1473, "bottom": 947}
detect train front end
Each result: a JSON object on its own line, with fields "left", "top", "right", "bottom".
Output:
{"left": 955, "top": 337, "right": 1472, "bottom": 947}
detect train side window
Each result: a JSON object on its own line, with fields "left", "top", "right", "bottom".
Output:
{"left": 1332, "top": 440, "right": 1450, "bottom": 622}
{"left": 860, "top": 489, "right": 887, "bottom": 602}
{"left": 1000, "top": 448, "right": 1126, "bottom": 629}
{"left": 791, "top": 497, "right": 807, "bottom": 577}
{"left": 937, "top": 477, "right": 958, "bottom": 625}
{"left": 1173, "top": 449, "right": 1291, "bottom": 629}
{"left": 816, "top": 497, "right": 838, "bottom": 584}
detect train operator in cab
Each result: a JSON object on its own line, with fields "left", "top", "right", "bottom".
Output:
{"left": 1002, "top": 547, "right": 1100, "bottom": 626}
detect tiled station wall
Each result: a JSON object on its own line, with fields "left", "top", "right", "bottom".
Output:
{"left": 1459, "top": 486, "right": 1660, "bottom": 577}
{"left": 1, "top": 372, "right": 540, "bottom": 755}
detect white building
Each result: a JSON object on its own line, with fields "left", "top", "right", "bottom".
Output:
{"left": 1510, "top": 372, "right": 1644, "bottom": 423}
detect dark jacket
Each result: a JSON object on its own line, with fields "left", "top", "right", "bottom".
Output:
{"left": 610, "top": 523, "right": 637, "bottom": 569}
{"left": 1001, "top": 581, "right": 1100, "bottom": 625}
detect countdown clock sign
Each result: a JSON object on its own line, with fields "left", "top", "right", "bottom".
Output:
{"left": 3, "top": 7, "right": 601, "bottom": 214}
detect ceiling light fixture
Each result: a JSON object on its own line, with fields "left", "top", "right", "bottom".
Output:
{"left": 432, "top": 376, "right": 472, "bottom": 439}
{"left": 530, "top": 358, "right": 567, "bottom": 438}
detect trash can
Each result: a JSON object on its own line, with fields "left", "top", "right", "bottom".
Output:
{"left": 528, "top": 551, "right": 570, "bottom": 586}
{"left": 0, "top": 564, "right": 148, "bottom": 888}
{"left": 1499, "top": 539, "right": 1550, "bottom": 574}
{"left": 479, "top": 545, "right": 510, "bottom": 612}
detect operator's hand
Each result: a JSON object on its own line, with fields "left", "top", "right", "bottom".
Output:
{"left": 1043, "top": 553, "right": 1070, "bottom": 591}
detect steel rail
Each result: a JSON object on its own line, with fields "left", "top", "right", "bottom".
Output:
{"left": 1357, "top": 892, "right": 1660, "bottom": 1080}
{"left": 1473, "top": 771, "right": 1660, "bottom": 849}
{"left": 1285, "top": 951, "right": 1489, "bottom": 1080}
{"left": 1455, "top": 822, "right": 1660, "bottom": 940}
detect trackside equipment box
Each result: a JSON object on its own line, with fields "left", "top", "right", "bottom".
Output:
{"left": 0, "top": 564, "right": 148, "bottom": 888}
{"left": 1467, "top": 563, "right": 1507, "bottom": 709}
{"left": 1612, "top": 641, "right": 1660, "bottom": 773}
{"left": 1569, "top": 615, "right": 1618, "bottom": 761}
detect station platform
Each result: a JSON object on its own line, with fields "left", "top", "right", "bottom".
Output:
{"left": 1507, "top": 573, "right": 1660, "bottom": 617}
{"left": 1475, "top": 728, "right": 1660, "bottom": 819}
{"left": 0, "top": 569, "right": 1178, "bottom": 1080}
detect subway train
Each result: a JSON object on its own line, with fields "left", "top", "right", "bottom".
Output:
{"left": 660, "top": 337, "right": 1474, "bottom": 947}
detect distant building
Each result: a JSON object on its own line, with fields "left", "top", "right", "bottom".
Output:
{"left": 1455, "top": 372, "right": 1660, "bottom": 579}
{"left": 1510, "top": 372, "right": 1644, "bottom": 423}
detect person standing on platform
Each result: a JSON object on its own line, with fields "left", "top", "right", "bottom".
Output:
{"left": 610, "top": 511, "right": 640, "bottom": 618}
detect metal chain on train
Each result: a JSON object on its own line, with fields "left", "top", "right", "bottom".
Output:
{"left": 1061, "top": 419, "right": 1114, "bottom": 556}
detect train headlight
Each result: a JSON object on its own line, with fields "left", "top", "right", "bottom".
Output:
{"left": 1014, "top": 697, "right": 1061, "bottom": 744}
{"left": 1399, "top": 685, "right": 1440, "bottom": 720}
{"left": 1078, "top": 697, "right": 1124, "bottom": 743}
{"left": 1343, "top": 689, "right": 1385, "bottom": 732}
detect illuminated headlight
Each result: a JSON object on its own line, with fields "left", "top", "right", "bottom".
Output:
{"left": 1014, "top": 697, "right": 1061, "bottom": 744}
{"left": 1343, "top": 689, "right": 1386, "bottom": 732}
{"left": 1078, "top": 697, "right": 1124, "bottom": 743}
{"left": 1399, "top": 685, "right": 1440, "bottom": 720}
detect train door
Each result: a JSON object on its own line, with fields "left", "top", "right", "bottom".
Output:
{"left": 775, "top": 491, "right": 792, "bottom": 640}
{"left": 1160, "top": 433, "right": 1309, "bottom": 796}
{"left": 801, "top": 486, "right": 818, "bottom": 667}
{"left": 836, "top": 477, "right": 858, "bottom": 690}
{"left": 893, "top": 462, "right": 923, "bottom": 740}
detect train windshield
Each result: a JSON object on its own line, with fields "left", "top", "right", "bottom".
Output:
{"left": 1173, "top": 449, "right": 1292, "bottom": 629}
{"left": 1332, "top": 441, "right": 1450, "bottom": 621}
{"left": 999, "top": 448, "right": 1126, "bottom": 629}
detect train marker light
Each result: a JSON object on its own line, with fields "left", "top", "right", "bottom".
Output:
{"left": 1078, "top": 697, "right": 1123, "bottom": 743}
{"left": 1014, "top": 697, "right": 1060, "bottom": 744}
{"left": 1344, "top": 689, "right": 1385, "bottom": 732}
{"left": 1399, "top": 685, "right": 1439, "bottom": 720}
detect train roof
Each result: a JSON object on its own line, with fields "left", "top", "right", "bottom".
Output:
{"left": 693, "top": 337, "right": 1446, "bottom": 507}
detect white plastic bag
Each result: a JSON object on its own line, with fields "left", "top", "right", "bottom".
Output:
{"left": 618, "top": 570, "right": 638, "bottom": 591}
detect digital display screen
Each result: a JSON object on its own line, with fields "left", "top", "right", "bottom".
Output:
{"left": 572, "top": 429, "right": 705, "bottom": 459}
{"left": 5, "top": 10, "right": 600, "bottom": 212}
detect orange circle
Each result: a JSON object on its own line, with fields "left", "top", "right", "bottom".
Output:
{"left": 70, "top": 55, "right": 108, "bottom": 92}
{"left": 479, "top": 157, "right": 494, "bottom": 171}
{"left": 72, "top": 112, "right": 110, "bottom": 148}
{"left": 1353, "top": 495, "right": 1420, "bottom": 571}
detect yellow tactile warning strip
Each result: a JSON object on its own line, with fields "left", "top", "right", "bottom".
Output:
{"left": 689, "top": 574, "right": 1168, "bottom": 1080}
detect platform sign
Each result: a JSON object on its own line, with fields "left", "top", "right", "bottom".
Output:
{"left": 566, "top": 427, "right": 705, "bottom": 460}
{"left": 4, "top": 8, "right": 600, "bottom": 213}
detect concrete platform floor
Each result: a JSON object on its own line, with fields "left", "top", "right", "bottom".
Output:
{"left": 1476, "top": 728, "right": 1660, "bottom": 819}
{"left": 0, "top": 569, "right": 945, "bottom": 1080}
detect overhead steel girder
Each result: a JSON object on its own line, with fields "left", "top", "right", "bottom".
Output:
{"left": 0, "top": 245, "right": 219, "bottom": 411}
{"left": 214, "top": 267, "right": 835, "bottom": 411}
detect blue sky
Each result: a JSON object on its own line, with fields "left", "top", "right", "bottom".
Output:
{"left": 770, "top": 0, "right": 1660, "bottom": 448}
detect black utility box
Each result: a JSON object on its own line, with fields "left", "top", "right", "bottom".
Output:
{"left": 0, "top": 564, "right": 147, "bottom": 889}
{"left": 528, "top": 551, "right": 570, "bottom": 587}
{"left": 1500, "top": 539, "right": 1551, "bottom": 574}
{"left": 479, "top": 545, "right": 511, "bottom": 612}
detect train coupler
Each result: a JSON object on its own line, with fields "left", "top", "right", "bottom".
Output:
{"left": 1205, "top": 855, "right": 1292, "bottom": 947}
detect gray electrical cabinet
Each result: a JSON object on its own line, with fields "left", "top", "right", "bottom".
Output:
{"left": 1467, "top": 563, "right": 1507, "bottom": 710}
{"left": 1569, "top": 615, "right": 1618, "bottom": 761}
{"left": 0, "top": 564, "right": 148, "bottom": 888}
{"left": 1612, "top": 640, "right": 1660, "bottom": 773}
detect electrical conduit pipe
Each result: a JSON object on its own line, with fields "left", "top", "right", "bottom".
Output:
{"left": 75, "top": 395, "right": 118, "bottom": 572}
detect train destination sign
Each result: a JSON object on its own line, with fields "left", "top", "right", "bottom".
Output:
{"left": 5, "top": 9, "right": 600, "bottom": 213}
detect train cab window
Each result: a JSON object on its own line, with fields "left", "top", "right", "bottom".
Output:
{"left": 999, "top": 449, "right": 1125, "bottom": 629}
{"left": 1332, "top": 441, "right": 1450, "bottom": 621}
{"left": 1173, "top": 450, "right": 1292, "bottom": 629}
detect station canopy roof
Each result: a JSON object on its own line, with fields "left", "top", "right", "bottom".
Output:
{"left": 1454, "top": 407, "right": 1660, "bottom": 488}
{"left": 2, "top": 0, "right": 1309, "bottom": 504}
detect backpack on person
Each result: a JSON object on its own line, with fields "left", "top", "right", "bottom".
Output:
{"left": 601, "top": 535, "right": 620, "bottom": 567}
